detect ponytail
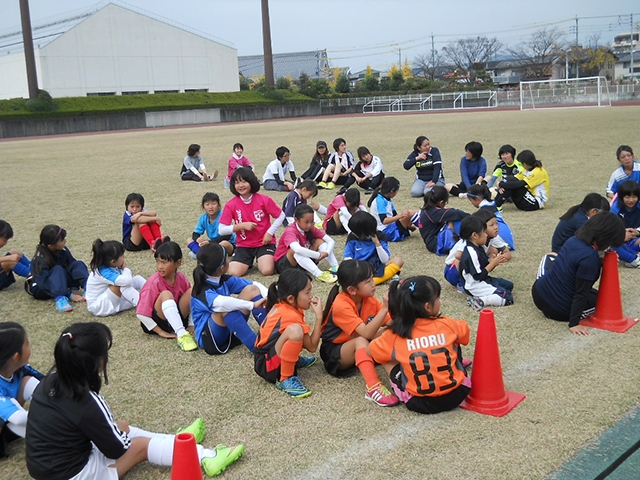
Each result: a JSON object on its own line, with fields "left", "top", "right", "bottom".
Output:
{"left": 323, "top": 260, "right": 373, "bottom": 321}
{"left": 192, "top": 243, "right": 227, "bottom": 296}
{"left": 89, "top": 239, "right": 125, "bottom": 273}
{"left": 53, "top": 322, "right": 112, "bottom": 400}
{"left": 367, "top": 177, "right": 399, "bottom": 208}
{"left": 559, "top": 193, "right": 610, "bottom": 221}
{"left": 518, "top": 150, "right": 542, "bottom": 169}
{"left": 265, "top": 269, "right": 312, "bottom": 312}
{"left": 388, "top": 276, "right": 441, "bottom": 338}
{"left": 422, "top": 185, "right": 449, "bottom": 209}
{"left": 467, "top": 183, "right": 492, "bottom": 201}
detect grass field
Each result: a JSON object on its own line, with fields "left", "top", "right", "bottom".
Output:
{"left": 1, "top": 106, "right": 639, "bottom": 479}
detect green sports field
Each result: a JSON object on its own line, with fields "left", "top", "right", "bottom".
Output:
{"left": 1, "top": 106, "right": 639, "bottom": 479}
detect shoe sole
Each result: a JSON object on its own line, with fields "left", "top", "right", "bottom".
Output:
{"left": 277, "top": 387, "right": 312, "bottom": 398}
{"left": 203, "top": 446, "right": 244, "bottom": 477}
{"left": 364, "top": 394, "right": 400, "bottom": 407}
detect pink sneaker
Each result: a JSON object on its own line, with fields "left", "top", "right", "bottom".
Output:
{"left": 462, "top": 357, "right": 473, "bottom": 368}
{"left": 365, "top": 383, "right": 400, "bottom": 407}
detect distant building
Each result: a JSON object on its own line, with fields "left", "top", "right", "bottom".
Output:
{"left": 238, "top": 50, "right": 330, "bottom": 81}
{"left": 0, "top": 2, "right": 238, "bottom": 99}
{"left": 612, "top": 31, "right": 640, "bottom": 55}
{"left": 487, "top": 56, "right": 564, "bottom": 87}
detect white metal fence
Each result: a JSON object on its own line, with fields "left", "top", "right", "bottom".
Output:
{"left": 318, "top": 84, "right": 637, "bottom": 113}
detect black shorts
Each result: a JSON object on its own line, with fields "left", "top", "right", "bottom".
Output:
{"left": 200, "top": 325, "right": 243, "bottom": 355}
{"left": 275, "top": 255, "right": 297, "bottom": 274}
{"left": 0, "top": 270, "right": 16, "bottom": 290}
{"left": 140, "top": 308, "right": 189, "bottom": 334}
{"left": 324, "top": 217, "right": 347, "bottom": 236}
{"left": 254, "top": 345, "right": 288, "bottom": 384}
{"left": 319, "top": 341, "right": 357, "bottom": 378}
{"left": 124, "top": 237, "right": 150, "bottom": 252}
{"left": 389, "top": 364, "right": 470, "bottom": 414}
{"left": 231, "top": 245, "right": 276, "bottom": 267}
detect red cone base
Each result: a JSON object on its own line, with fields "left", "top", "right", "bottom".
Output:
{"left": 580, "top": 250, "right": 638, "bottom": 333}
{"left": 460, "top": 309, "right": 525, "bottom": 417}
{"left": 171, "top": 432, "right": 203, "bottom": 480}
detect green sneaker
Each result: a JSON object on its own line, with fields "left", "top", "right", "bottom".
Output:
{"left": 177, "top": 418, "right": 205, "bottom": 444}
{"left": 177, "top": 332, "right": 198, "bottom": 352}
{"left": 326, "top": 182, "right": 336, "bottom": 190}
{"left": 276, "top": 375, "right": 311, "bottom": 398}
{"left": 202, "top": 444, "right": 245, "bottom": 477}
{"left": 317, "top": 181, "right": 327, "bottom": 189}
{"left": 316, "top": 271, "right": 337, "bottom": 284}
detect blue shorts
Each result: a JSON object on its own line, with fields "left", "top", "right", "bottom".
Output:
{"left": 0, "top": 270, "right": 15, "bottom": 290}
{"left": 443, "top": 262, "right": 462, "bottom": 288}
{"left": 382, "top": 221, "right": 409, "bottom": 242}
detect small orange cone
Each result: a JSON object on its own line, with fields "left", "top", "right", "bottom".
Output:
{"left": 460, "top": 309, "right": 525, "bottom": 417}
{"left": 171, "top": 433, "right": 203, "bottom": 480}
{"left": 580, "top": 250, "right": 638, "bottom": 333}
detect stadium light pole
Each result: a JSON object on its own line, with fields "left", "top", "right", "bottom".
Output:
{"left": 261, "top": 0, "right": 275, "bottom": 87}
{"left": 20, "top": 0, "right": 39, "bottom": 99}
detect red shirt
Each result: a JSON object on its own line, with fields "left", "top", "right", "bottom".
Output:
{"left": 274, "top": 224, "right": 326, "bottom": 262}
{"left": 137, "top": 272, "right": 191, "bottom": 318}
{"left": 220, "top": 194, "right": 282, "bottom": 248}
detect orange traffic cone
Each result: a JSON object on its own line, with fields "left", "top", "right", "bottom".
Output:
{"left": 171, "top": 433, "right": 203, "bottom": 480}
{"left": 580, "top": 250, "right": 638, "bottom": 333}
{"left": 460, "top": 309, "right": 525, "bottom": 417}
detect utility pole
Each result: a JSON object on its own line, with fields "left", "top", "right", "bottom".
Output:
{"left": 398, "top": 47, "right": 401, "bottom": 68}
{"left": 260, "top": 0, "right": 274, "bottom": 87}
{"left": 20, "top": 0, "right": 39, "bottom": 99}
{"left": 431, "top": 34, "right": 435, "bottom": 80}
{"left": 574, "top": 15, "right": 579, "bottom": 78}
{"left": 631, "top": 14, "right": 635, "bottom": 83}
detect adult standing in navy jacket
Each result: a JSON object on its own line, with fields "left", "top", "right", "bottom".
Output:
{"left": 404, "top": 136, "right": 445, "bottom": 198}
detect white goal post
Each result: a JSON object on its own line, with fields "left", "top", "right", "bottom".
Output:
{"left": 519, "top": 76, "right": 611, "bottom": 110}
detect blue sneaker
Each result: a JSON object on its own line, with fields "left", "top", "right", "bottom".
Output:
{"left": 55, "top": 296, "right": 73, "bottom": 312}
{"left": 276, "top": 375, "right": 311, "bottom": 398}
{"left": 329, "top": 265, "right": 338, "bottom": 274}
{"left": 296, "top": 355, "right": 316, "bottom": 369}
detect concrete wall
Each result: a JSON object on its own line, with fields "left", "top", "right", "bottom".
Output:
{"left": 1, "top": 92, "right": 636, "bottom": 139}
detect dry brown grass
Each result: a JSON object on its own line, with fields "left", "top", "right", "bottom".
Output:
{"left": 1, "top": 106, "right": 639, "bottom": 479}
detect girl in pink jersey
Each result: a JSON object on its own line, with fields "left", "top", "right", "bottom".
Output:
{"left": 219, "top": 167, "right": 285, "bottom": 277}
{"left": 225, "top": 143, "right": 254, "bottom": 187}
{"left": 136, "top": 238, "right": 198, "bottom": 352}
{"left": 274, "top": 204, "right": 338, "bottom": 283}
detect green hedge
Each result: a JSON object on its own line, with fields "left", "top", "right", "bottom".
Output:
{"left": 0, "top": 90, "right": 314, "bottom": 121}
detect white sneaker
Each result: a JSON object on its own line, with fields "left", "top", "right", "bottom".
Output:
{"left": 458, "top": 193, "right": 468, "bottom": 199}
{"left": 624, "top": 255, "right": 640, "bottom": 268}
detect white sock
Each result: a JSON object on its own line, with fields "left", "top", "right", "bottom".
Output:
{"left": 128, "top": 426, "right": 166, "bottom": 439}
{"left": 318, "top": 243, "right": 338, "bottom": 267}
{"left": 132, "top": 275, "right": 146, "bottom": 290}
{"left": 147, "top": 436, "right": 175, "bottom": 466}
{"left": 294, "top": 253, "right": 322, "bottom": 277}
{"left": 120, "top": 286, "right": 140, "bottom": 307}
{"left": 479, "top": 294, "right": 506, "bottom": 307}
{"left": 162, "top": 299, "right": 187, "bottom": 337}
{"left": 317, "top": 204, "right": 327, "bottom": 215}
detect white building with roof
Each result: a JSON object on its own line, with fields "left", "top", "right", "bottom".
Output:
{"left": 0, "top": 2, "right": 238, "bottom": 99}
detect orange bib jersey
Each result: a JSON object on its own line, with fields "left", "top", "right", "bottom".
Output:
{"left": 321, "top": 292, "right": 390, "bottom": 345}
{"left": 255, "top": 301, "right": 310, "bottom": 352}
{"left": 369, "top": 316, "right": 470, "bottom": 397}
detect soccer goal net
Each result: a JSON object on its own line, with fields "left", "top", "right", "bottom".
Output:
{"left": 519, "top": 76, "right": 611, "bottom": 110}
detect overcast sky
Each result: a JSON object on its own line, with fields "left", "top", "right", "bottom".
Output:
{"left": 1, "top": 0, "right": 638, "bottom": 71}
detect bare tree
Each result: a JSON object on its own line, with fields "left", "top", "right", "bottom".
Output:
{"left": 441, "top": 37, "right": 501, "bottom": 82}
{"left": 413, "top": 51, "right": 445, "bottom": 80}
{"left": 508, "top": 28, "right": 566, "bottom": 79}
